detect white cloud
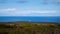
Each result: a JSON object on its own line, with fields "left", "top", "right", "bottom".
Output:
{"left": 0, "top": 8, "right": 58, "bottom": 16}
{"left": 0, "top": 8, "right": 16, "bottom": 11}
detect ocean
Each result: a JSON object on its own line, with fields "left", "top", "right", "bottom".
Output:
{"left": 0, "top": 16, "right": 60, "bottom": 23}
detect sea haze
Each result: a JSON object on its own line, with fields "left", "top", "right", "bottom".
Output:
{"left": 0, "top": 16, "right": 60, "bottom": 23}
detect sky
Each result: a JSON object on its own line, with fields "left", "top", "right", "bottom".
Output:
{"left": 0, "top": 0, "right": 60, "bottom": 16}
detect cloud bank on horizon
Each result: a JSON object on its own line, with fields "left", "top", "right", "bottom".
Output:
{"left": 0, "top": 0, "right": 60, "bottom": 16}
{"left": 0, "top": 8, "right": 58, "bottom": 16}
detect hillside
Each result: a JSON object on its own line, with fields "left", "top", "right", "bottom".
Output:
{"left": 0, "top": 22, "right": 60, "bottom": 34}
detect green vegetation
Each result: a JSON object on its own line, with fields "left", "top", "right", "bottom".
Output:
{"left": 0, "top": 22, "right": 60, "bottom": 34}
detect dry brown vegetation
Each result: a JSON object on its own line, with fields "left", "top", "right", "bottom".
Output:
{"left": 0, "top": 22, "right": 60, "bottom": 34}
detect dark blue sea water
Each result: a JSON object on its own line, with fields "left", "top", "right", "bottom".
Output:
{"left": 0, "top": 16, "right": 60, "bottom": 23}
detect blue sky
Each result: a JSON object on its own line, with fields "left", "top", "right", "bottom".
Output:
{"left": 0, "top": 0, "right": 60, "bottom": 16}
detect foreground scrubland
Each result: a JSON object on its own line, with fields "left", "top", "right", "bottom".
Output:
{"left": 0, "top": 22, "right": 60, "bottom": 34}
